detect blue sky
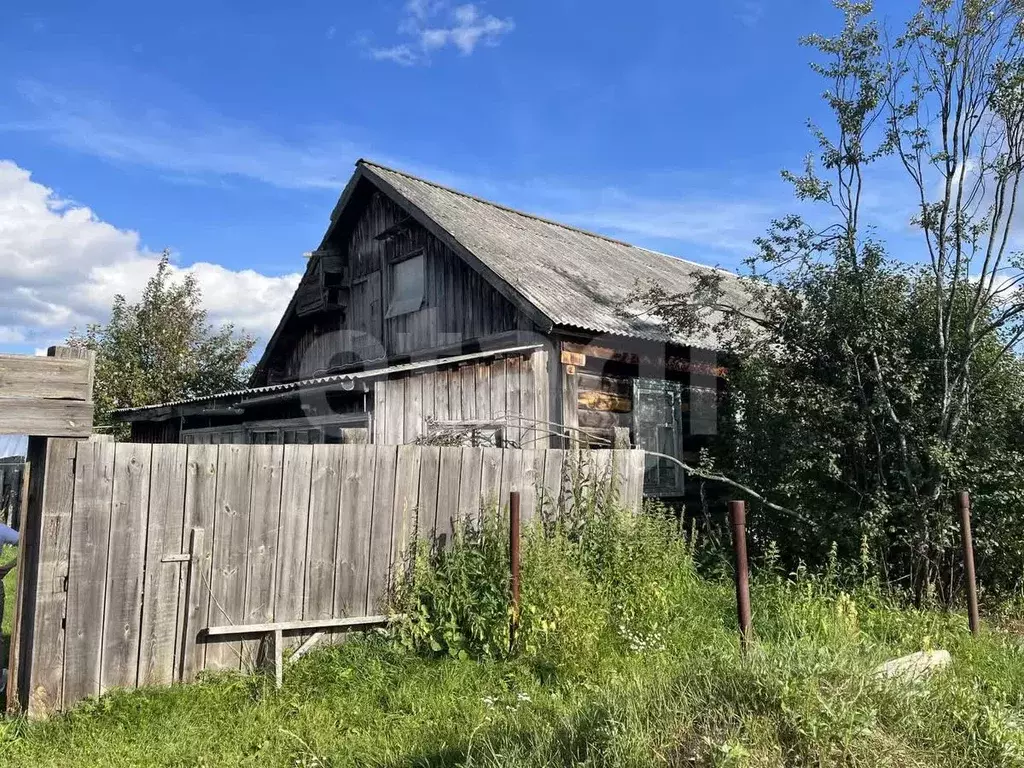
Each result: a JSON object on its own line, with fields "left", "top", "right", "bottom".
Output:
{"left": 0, "top": 0, "right": 922, "bottom": 362}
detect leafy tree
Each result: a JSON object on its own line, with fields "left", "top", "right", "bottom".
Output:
{"left": 634, "top": 0, "right": 1024, "bottom": 597}
{"left": 69, "top": 252, "right": 256, "bottom": 436}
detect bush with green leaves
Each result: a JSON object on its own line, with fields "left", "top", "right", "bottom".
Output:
{"left": 390, "top": 489, "right": 707, "bottom": 676}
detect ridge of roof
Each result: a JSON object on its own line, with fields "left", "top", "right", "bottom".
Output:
{"left": 358, "top": 159, "right": 741, "bottom": 281}
{"left": 357, "top": 158, "right": 645, "bottom": 252}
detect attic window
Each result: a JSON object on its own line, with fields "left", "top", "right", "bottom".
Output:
{"left": 386, "top": 251, "right": 425, "bottom": 318}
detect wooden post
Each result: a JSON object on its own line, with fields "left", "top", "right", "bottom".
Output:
{"left": 729, "top": 500, "right": 753, "bottom": 654}
{"left": 179, "top": 528, "right": 207, "bottom": 682}
{"left": 6, "top": 346, "right": 94, "bottom": 716}
{"left": 5, "top": 460, "right": 31, "bottom": 714}
{"left": 509, "top": 490, "right": 521, "bottom": 652}
{"left": 958, "top": 492, "right": 981, "bottom": 637}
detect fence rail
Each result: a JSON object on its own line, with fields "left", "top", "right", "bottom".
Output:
{"left": 12, "top": 441, "right": 645, "bottom": 717}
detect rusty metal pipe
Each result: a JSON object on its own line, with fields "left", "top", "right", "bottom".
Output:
{"left": 958, "top": 491, "right": 981, "bottom": 637}
{"left": 509, "top": 491, "right": 521, "bottom": 651}
{"left": 729, "top": 500, "right": 753, "bottom": 653}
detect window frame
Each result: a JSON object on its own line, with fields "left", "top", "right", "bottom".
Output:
{"left": 385, "top": 249, "right": 426, "bottom": 319}
{"left": 631, "top": 378, "right": 686, "bottom": 497}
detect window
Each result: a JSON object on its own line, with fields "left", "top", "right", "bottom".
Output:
{"left": 386, "top": 252, "right": 425, "bottom": 318}
{"left": 632, "top": 379, "right": 685, "bottom": 496}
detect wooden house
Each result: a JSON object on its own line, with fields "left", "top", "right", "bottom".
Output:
{"left": 118, "top": 160, "right": 747, "bottom": 498}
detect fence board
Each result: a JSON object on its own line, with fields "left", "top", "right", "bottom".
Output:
{"left": 138, "top": 444, "right": 188, "bottom": 688}
{"left": 458, "top": 448, "right": 484, "bottom": 530}
{"left": 23, "top": 439, "right": 76, "bottom": 716}
{"left": 541, "top": 450, "right": 564, "bottom": 523}
{"left": 628, "top": 450, "right": 646, "bottom": 511}
{"left": 100, "top": 443, "right": 152, "bottom": 695}
{"left": 499, "top": 449, "right": 523, "bottom": 511}
{"left": 516, "top": 449, "right": 538, "bottom": 523}
{"left": 480, "top": 448, "right": 503, "bottom": 516}
{"left": 206, "top": 445, "right": 253, "bottom": 671}
{"left": 63, "top": 440, "right": 115, "bottom": 706}
{"left": 275, "top": 445, "right": 313, "bottom": 625}
{"left": 179, "top": 445, "right": 219, "bottom": 681}
{"left": 367, "top": 446, "right": 398, "bottom": 613}
{"left": 390, "top": 445, "right": 421, "bottom": 583}
{"left": 335, "top": 445, "right": 375, "bottom": 617}
{"left": 434, "top": 447, "right": 462, "bottom": 549}
{"left": 416, "top": 446, "right": 441, "bottom": 544}
{"left": 242, "top": 445, "right": 284, "bottom": 662}
{"left": 304, "top": 445, "right": 343, "bottom": 621}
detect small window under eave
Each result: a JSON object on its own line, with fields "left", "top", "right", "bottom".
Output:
{"left": 386, "top": 252, "right": 426, "bottom": 318}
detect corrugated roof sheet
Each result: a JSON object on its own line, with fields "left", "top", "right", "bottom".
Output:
{"left": 361, "top": 160, "right": 749, "bottom": 349}
{"left": 115, "top": 344, "right": 542, "bottom": 417}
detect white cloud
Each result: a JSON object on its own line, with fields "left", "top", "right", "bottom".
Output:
{"left": 556, "top": 192, "right": 777, "bottom": 256}
{"left": 735, "top": 1, "right": 765, "bottom": 27}
{"left": 9, "top": 80, "right": 360, "bottom": 191}
{"left": 0, "top": 160, "right": 300, "bottom": 349}
{"left": 370, "top": 1, "right": 514, "bottom": 65}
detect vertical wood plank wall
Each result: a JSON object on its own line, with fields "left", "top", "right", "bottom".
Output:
{"left": 15, "top": 441, "right": 643, "bottom": 718}
{"left": 373, "top": 350, "right": 551, "bottom": 447}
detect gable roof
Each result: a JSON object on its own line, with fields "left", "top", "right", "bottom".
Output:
{"left": 255, "top": 160, "right": 749, "bottom": 383}
{"left": 357, "top": 160, "right": 749, "bottom": 349}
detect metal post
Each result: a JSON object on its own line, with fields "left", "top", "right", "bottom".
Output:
{"left": 509, "top": 491, "right": 521, "bottom": 652}
{"left": 958, "top": 491, "right": 981, "bottom": 637}
{"left": 729, "top": 500, "right": 753, "bottom": 653}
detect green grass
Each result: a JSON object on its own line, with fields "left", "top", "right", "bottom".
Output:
{"left": 3, "top": 512, "right": 1024, "bottom": 767}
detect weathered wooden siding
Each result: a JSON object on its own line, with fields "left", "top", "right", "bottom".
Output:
{"left": 130, "top": 420, "right": 180, "bottom": 444}
{"left": 372, "top": 350, "right": 550, "bottom": 447}
{"left": 262, "top": 191, "right": 534, "bottom": 385}
{"left": 13, "top": 441, "right": 644, "bottom": 717}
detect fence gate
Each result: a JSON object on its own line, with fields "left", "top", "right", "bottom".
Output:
{"left": 13, "top": 441, "right": 645, "bottom": 718}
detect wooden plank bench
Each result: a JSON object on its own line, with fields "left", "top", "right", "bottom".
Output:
{"left": 204, "top": 615, "right": 392, "bottom": 688}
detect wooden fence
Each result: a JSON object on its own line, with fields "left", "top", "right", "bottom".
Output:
{"left": 0, "top": 457, "right": 24, "bottom": 527}
{"left": 11, "top": 441, "right": 645, "bottom": 717}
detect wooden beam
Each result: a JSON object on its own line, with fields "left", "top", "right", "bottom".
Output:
{"left": 0, "top": 399, "right": 94, "bottom": 438}
{"left": 561, "top": 340, "right": 728, "bottom": 378}
{"left": 0, "top": 355, "right": 93, "bottom": 401}
{"left": 205, "top": 614, "right": 391, "bottom": 637}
